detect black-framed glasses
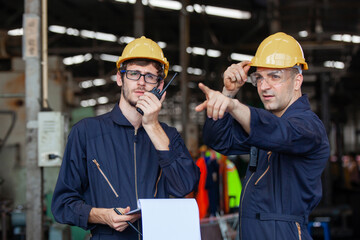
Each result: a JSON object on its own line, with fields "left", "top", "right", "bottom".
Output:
{"left": 120, "top": 70, "right": 161, "bottom": 84}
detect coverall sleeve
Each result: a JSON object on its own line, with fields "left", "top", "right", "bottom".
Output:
{"left": 156, "top": 128, "right": 200, "bottom": 197}
{"left": 246, "top": 107, "right": 327, "bottom": 155}
{"left": 203, "top": 113, "right": 251, "bottom": 155}
{"left": 203, "top": 107, "right": 327, "bottom": 156}
{"left": 51, "top": 123, "right": 93, "bottom": 230}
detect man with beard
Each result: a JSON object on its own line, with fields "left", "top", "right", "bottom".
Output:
{"left": 195, "top": 32, "right": 330, "bottom": 239}
{"left": 52, "top": 36, "right": 200, "bottom": 240}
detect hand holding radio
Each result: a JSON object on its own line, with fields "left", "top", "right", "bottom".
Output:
{"left": 136, "top": 73, "right": 178, "bottom": 115}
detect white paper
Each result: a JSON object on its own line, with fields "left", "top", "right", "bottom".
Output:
{"left": 138, "top": 198, "right": 201, "bottom": 240}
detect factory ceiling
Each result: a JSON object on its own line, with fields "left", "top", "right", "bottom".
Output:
{"left": 1, "top": 0, "right": 360, "bottom": 110}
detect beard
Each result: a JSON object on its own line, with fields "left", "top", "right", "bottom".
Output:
{"left": 121, "top": 80, "right": 145, "bottom": 108}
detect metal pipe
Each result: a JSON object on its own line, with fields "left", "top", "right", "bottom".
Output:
{"left": 41, "top": 0, "right": 48, "bottom": 109}
{"left": 0, "top": 93, "right": 25, "bottom": 98}
{"left": 23, "top": 0, "right": 44, "bottom": 238}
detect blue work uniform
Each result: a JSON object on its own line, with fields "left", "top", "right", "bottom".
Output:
{"left": 51, "top": 103, "right": 200, "bottom": 239}
{"left": 203, "top": 95, "right": 330, "bottom": 240}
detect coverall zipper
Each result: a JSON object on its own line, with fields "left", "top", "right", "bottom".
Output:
{"left": 154, "top": 169, "right": 162, "bottom": 197}
{"left": 296, "top": 222, "right": 302, "bottom": 240}
{"left": 92, "top": 159, "right": 119, "bottom": 198}
{"left": 254, "top": 151, "right": 272, "bottom": 185}
{"left": 239, "top": 172, "right": 254, "bottom": 240}
{"left": 134, "top": 129, "right": 141, "bottom": 240}
{"left": 134, "top": 129, "right": 139, "bottom": 202}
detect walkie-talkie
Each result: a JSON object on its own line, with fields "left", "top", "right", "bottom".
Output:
{"left": 249, "top": 146, "right": 259, "bottom": 172}
{"left": 137, "top": 72, "right": 178, "bottom": 115}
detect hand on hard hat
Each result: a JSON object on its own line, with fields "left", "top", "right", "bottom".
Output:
{"left": 223, "top": 61, "right": 251, "bottom": 96}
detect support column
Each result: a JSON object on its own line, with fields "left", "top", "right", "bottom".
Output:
{"left": 134, "top": 0, "right": 144, "bottom": 37}
{"left": 179, "top": 0, "right": 190, "bottom": 140}
{"left": 320, "top": 73, "right": 332, "bottom": 206}
{"left": 23, "top": 0, "right": 44, "bottom": 239}
{"left": 267, "top": 0, "right": 281, "bottom": 33}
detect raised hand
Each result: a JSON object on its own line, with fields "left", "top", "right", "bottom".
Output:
{"left": 223, "top": 61, "right": 251, "bottom": 95}
{"left": 195, "top": 83, "right": 235, "bottom": 120}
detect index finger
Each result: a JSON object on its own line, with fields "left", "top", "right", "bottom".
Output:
{"left": 231, "top": 61, "right": 251, "bottom": 84}
{"left": 198, "top": 83, "right": 211, "bottom": 95}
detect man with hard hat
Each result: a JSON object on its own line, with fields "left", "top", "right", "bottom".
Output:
{"left": 52, "top": 36, "right": 200, "bottom": 239}
{"left": 196, "top": 32, "right": 330, "bottom": 239}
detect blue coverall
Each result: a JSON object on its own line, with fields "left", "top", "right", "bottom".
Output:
{"left": 203, "top": 95, "right": 330, "bottom": 240}
{"left": 51, "top": 104, "right": 200, "bottom": 239}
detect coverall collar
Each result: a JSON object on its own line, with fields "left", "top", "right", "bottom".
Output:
{"left": 281, "top": 94, "right": 311, "bottom": 119}
{"left": 110, "top": 102, "right": 134, "bottom": 127}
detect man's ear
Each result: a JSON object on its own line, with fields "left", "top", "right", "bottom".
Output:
{"left": 116, "top": 71, "right": 122, "bottom": 87}
{"left": 294, "top": 73, "right": 303, "bottom": 91}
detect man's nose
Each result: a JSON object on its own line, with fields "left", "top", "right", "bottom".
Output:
{"left": 138, "top": 75, "right": 146, "bottom": 85}
{"left": 260, "top": 78, "right": 271, "bottom": 89}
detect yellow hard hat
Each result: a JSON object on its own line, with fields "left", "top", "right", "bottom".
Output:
{"left": 250, "top": 32, "right": 308, "bottom": 70}
{"left": 116, "top": 36, "right": 170, "bottom": 78}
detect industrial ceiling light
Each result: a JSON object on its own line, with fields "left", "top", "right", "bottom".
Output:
{"left": 63, "top": 53, "right": 92, "bottom": 65}
{"left": 352, "top": 36, "right": 360, "bottom": 43}
{"left": 7, "top": 28, "right": 23, "bottom": 36}
{"left": 191, "top": 47, "right": 206, "bottom": 56}
{"left": 148, "top": 0, "right": 182, "bottom": 10}
{"left": 115, "top": 0, "right": 136, "bottom": 3}
{"left": 118, "top": 36, "right": 135, "bottom": 44}
{"left": 94, "top": 32, "right": 117, "bottom": 42}
{"left": 79, "top": 80, "right": 93, "bottom": 89}
{"left": 204, "top": 6, "right": 251, "bottom": 19}
{"left": 207, "top": 49, "right": 221, "bottom": 58}
{"left": 187, "top": 47, "right": 221, "bottom": 57}
{"left": 111, "top": 75, "right": 117, "bottom": 81}
{"left": 100, "top": 54, "right": 118, "bottom": 62}
{"left": 49, "top": 25, "right": 66, "bottom": 34}
{"left": 172, "top": 65, "right": 182, "bottom": 72}
{"left": 331, "top": 34, "right": 360, "bottom": 43}
{"left": 98, "top": 96, "right": 109, "bottom": 104}
{"left": 80, "top": 30, "right": 96, "bottom": 39}
{"left": 187, "top": 67, "right": 204, "bottom": 75}
{"left": 324, "top": 61, "right": 345, "bottom": 69}
{"left": 66, "top": 28, "right": 80, "bottom": 36}
{"left": 157, "top": 41, "right": 167, "bottom": 48}
{"left": 93, "top": 78, "right": 107, "bottom": 86}
{"left": 80, "top": 30, "right": 117, "bottom": 42}
{"left": 299, "top": 30, "right": 308, "bottom": 38}
{"left": 230, "top": 53, "right": 254, "bottom": 62}
{"left": 80, "top": 99, "right": 97, "bottom": 107}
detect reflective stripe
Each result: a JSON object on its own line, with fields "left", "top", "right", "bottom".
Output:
{"left": 296, "top": 222, "right": 302, "bottom": 240}
{"left": 92, "top": 159, "right": 119, "bottom": 198}
{"left": 254, "top": 151, "right": 272, "bottom": 185}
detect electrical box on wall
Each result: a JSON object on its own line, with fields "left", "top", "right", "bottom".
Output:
{"left": 38, "top": 111, "right": 64, "bottom": 167}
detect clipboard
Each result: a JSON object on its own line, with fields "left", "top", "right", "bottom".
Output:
{"left": 125, "top": 208, "right": 141, "bottom": 215}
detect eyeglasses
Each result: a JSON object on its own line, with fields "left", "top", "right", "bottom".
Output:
{"left": 249, "top": 69, "right": 290, "bottom": 87}
{"left": 120, "top": 70, "right": 161, "bottom": 84}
